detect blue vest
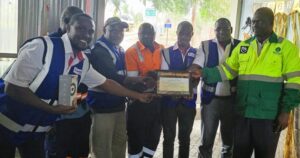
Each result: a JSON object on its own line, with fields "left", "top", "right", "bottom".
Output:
{"left": 0, "top": 36, "right": 87, "bottom": 144}
{"left": 201, "top": 39, "right": 240, "bottom": 105}
{"left": 162, "top": 46, "right": 197, "bottom": 108}
{"left": 87, "top": 36, "right": 126, "bottom": 110}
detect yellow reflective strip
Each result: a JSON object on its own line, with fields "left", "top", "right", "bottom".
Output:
{"left": 239, "top": 75, "right": 283, "bottom": 82}
{"left": 217, "top": 66, "right": 227, "bottom": 80}
{"left": 284, "top": 71, "right": 300, "bottom": 79}
{"left": 223, "top": 62, "right": 238, "bottom": 77}
{"left": 285, "top": 83, "right": 300, "bottom": 90}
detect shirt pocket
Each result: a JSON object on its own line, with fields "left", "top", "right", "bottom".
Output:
{"left": 264, "top": 54, "right": 282, "bottom": 75}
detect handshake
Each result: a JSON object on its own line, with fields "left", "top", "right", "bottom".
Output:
{"left": 189, "top": 66, "right": 202, "bottom": 79}
{"left": 125, "top": 71, "right": 158, "bottom": 93}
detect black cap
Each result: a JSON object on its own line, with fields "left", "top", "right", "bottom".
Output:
{"left": 104, "top": 17, "right": 129, "bottom": 29}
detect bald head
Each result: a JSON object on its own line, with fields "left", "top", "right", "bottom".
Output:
{"left": 176, "top": 21, "right": 193, "bottom": 49}
{"left": 60, "top": 6, "right": 84, "bottom": 32}
{"left": 214, "top": 18, "right": 232, "bottom": 43}
{"left": 138, "top": 23, "right": 156, "bottom": 49}
{"left": 215, "top": 18, "right": 231, "bottom": 27}
{"left": 252, "top": 7, "right": 274, "bottom": 41}
{"left": 254, "top": 7, "right": 274, "bottom": 25}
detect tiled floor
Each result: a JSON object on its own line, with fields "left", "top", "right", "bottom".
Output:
{"left": 153, "top": 108, "right": 286, "bottom": 158}
{"left": 15, "top": 108, "right": 286, "bottom": 158}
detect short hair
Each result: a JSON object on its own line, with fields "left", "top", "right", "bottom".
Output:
{"left": 138, "top": 23, "right": 155, "bottom": 33}
{"left": 68, "top": 13, "right": 93, "bottom": 26}
{"left": 61, "top": 6, "right": 84, "bottom": 25}
{"left": 215, "top": 18, "right": 231, "bottom": 27}
{"left": 254, "top": 7, "right": 274, "bottom": 25}
{"left": 177, "top": 21, "right": 193, "bottom": 32}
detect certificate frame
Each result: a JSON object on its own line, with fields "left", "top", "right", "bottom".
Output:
{"left": 156, "top": 70, "right": 192, "bottom": 96}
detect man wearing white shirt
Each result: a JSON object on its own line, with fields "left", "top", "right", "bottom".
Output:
{"left": 161, "top": 21, "right": 198, "bottom": 158}
{"left": 192, "top": 18, "right": 240, "bottom": 158}
{"left": 0, "top": 13, "right": 152, "bottom": 158}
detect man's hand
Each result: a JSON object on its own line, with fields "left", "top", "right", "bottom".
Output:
{"left": 142, "top": 77, "right": 156, "bottom": 89}
{"left": 274, "top": 112, "right": 290, "bottom": 133}
{"left": 137, "top": 93, "right": 154, "bottom": 103}
{"left": 189, "top": 66, "right": 202, "bottom": 79}
{"left": 48, "top": 105, "right": 77, "bottom": 114}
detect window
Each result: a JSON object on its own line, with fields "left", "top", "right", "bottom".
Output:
{"left": 0, "top": 0, "right": 18, "bottom": 54}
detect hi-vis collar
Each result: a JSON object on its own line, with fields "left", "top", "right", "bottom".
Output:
{"left": 244, "top": 32, "right": 283, "bottom": 44}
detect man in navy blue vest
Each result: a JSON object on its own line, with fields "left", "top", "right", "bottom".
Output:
{"left": 0, "top": 13, "right": 152, "bottom": 158}
{"left": 192, "top": 18, "right": 240, "bottom": 158}
{"left": 87, "top": 17, "right": 129, "bottom": 158}
{"left": 46, "top": 6, "right": 93, "bottom": 158}
{"left": 161, "top": 21, "right": 198, "bottom": 158}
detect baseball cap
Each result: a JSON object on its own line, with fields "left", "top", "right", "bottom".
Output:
{"left": 104, "top": 17, "right": 129, "bottom": 29}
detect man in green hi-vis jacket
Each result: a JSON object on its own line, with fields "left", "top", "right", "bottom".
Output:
{"left": 191, "top": 7, "right": 300, "bottom": 158}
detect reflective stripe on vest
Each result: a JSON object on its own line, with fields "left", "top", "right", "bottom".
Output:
{"left": 162, "top": 48, "right": 171, "bottom": 66}
{"left": 1, "top": 36, "right": 89, "bottom": 134}
{"left": 96, "top": 40, "right": 126, "bottom": 76}
{"left": 0, "top": 113, "right": 51, "bottom": 133}
{"left": 29, "top": 36, "right": 54, "bottom": 92}
{"left": 133, "top": 43, "right": 144, "bottom": 63}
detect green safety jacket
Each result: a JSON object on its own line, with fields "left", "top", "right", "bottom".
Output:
{"left": 203, "top": 33, "right": 300, "bottom": 119}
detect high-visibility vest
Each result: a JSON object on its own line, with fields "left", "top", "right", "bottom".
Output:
{"left": 161, "top": 46, "right": 197, "bottom": 108}
{"left": 200, "top": 39, "right": 240, "bottom": 105}
{"left": 0, "top": 36, "right": 90, "bottom": 144}
{"left": 209, "top": 33, "right": 300, "bottom": 119}
{"left": 87, "top": 37, "right": 126, "bottom": 109}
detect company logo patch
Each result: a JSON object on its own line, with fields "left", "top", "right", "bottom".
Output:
{"left": 187, "top": 52, "right": 195, "bottom": 58}
{"left": 73, "top": 67, "right": 82, "bottom": 75}
{"left": 240, "top": 46, "right": 249, "bottom": 54}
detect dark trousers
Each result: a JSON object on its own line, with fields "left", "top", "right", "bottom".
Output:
{"left": 233, "top": 116, "right": 280, "bottom": 158}
{"left": 0, "top": 127, "right": 45, "bottom": 158}
{"left": 127, "top": 99, "right": 162, "bottom": 157}
{"left": 198, "top": 97, "right": 234, "bottom": 158}
{"left": 161, "top": 103, "right": 196, "bottom": 158}
{"left": 45, "top": 112, "right": 91, "bottom": 158}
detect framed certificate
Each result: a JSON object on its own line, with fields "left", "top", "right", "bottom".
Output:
{"left": 156, "top": 70, "right": 192, "bottom": 96}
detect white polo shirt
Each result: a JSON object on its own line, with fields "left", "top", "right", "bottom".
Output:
{"left": 4, "top": 34, "right": 106, "bottom": 89}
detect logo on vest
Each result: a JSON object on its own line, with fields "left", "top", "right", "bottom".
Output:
{"left": 73, "top": 67, "right": 82, "bottom": 75}
{"left": 188, "top": 52, "right": 195, "bottom": 58}
{"left": 240, "top": 46, "right": 249, "bottom": 54}
{"left": 273, "top": 47, "right": 281, "bottom": 55}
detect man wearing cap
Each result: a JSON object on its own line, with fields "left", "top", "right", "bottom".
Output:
{"left": 87, "top": 17, "right": 146, "bottom": 158}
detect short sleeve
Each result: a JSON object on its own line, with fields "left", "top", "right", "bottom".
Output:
{"left": 81, "top": 65, "right": 107, "bottom": 88}
{"left": 4, "top": 39, "right": 45, "bottom": 87}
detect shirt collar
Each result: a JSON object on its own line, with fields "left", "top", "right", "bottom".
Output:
{"left": 172, "top": 42, "right": 192, "bottom": 55}
{"left": 172, "top": 42, "right": 192, "bottom": 50}
{"left": 246, "top": 32, "right": 279, "bottom": 44}
{"left": 137, "top": 41, "right": 160, "bottom": 51}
